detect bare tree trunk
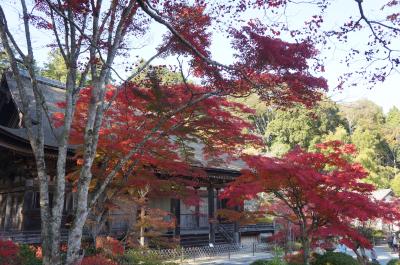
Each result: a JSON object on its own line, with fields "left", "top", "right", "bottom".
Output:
{"left": 65, "top": 76, "right": 108, "bottom": 265}
{"left": 51, "top": 69, "right": 78, "bottom": 265}
{"left": 0, "top": 5, "right": 53, "bottom": 264}
{"left": 139, "top": 206, "right": 146, "bottom": 247}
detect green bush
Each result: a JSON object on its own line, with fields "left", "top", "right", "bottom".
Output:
{"left": 250, "top": 260, "right": 269, "bottom": 265}
{"left": 313, "top": 252, "right": 359, "bottom": 265}
{"left": 387, "top": 259, "right": 400, "bottom": 265}
{"left": 18, "top": 245, "right": 42, "bottom": 265}
{"left": 84, "top": 246, "right": 102, "bottom": 257}
{"left": 122, "top": 249, "right": 178, "bottom": 265}
{"left": 250, "top": 259, "right": 287, "bottom": 265}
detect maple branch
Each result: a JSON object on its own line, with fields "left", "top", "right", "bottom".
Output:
{"left": 354, "top": 0, "right": 400, "bottom": 57}
{"left": 268, "top": 208, "right": 300, "bottom": 225}
{"left": 125, "top": 50, "right": 165, "bottom": 82}
{"left": 17, "top": 0, "right": 61, "bottom": 144}
{"left": 0, "top": 8, "right": 25, "bottom": 59}
{"left": 138, "top": 0, "right": 314, "bottom": 100}
{"left": 101, "top": 49, "right": 166, "bottom": 115}
{"left": 43, "top": 0, "right": 109, "bottom": 74}
{"left": 56, "top": 0, "right": 70, "bottom": 57}
{"left": 88, "top": 90, "right": 218, "bottom": 209}
{"left": 355, "top": 0, "right": 400, "bottom": 33}
{"left": 136, "top": 0, "right": 231, "bottom": 71}
{"left": 49, "top": 6, "right": 67, "bottom": 62}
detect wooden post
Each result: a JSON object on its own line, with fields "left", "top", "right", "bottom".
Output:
{"left": 208, "top": 186, "right": 215, "bottom": 244}
{"left": 233, "top": 205, "right": 240, "bottom": 244}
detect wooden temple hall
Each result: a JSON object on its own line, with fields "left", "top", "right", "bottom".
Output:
{"left": 0, "top": 71, "right": 274, "bottom": 246}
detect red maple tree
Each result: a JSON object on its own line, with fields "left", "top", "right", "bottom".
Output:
{"left": 222, "top": 141, "right": 400, "bottom": 265}
{"left": 55, "top": 70, "right": 261, "bottom": 245}
{"left": 3, "top": 0, "right": 398, "bottom": 264}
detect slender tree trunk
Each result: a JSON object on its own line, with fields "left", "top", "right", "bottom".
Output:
{"left": 300, "top": 223, "right": 311, "bottom": 265}
{"left": 140, "top": 206, "right": 146, "bottom": 247}
{"left": 353, "top": 247, "right": 369, "bottom": 265}
{"left": 65, "top": 77, "right": 108, "bottom": 265}
{"left": 50, "top": 69, "right": 77, "bottom": 265}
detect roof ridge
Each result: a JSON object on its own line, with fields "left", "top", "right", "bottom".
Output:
{"left": 17, "top": 69, "right": 65, "bottom": 90}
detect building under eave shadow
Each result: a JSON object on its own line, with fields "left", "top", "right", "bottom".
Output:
{"left": 0, "top": 71, "right": 274, "bottom": 247}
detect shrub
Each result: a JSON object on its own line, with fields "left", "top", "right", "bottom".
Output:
{"left": 122, "top": 249, "right": 178, "bottom": 265}
{"left": 250, "top": 260, "right": 270, "bottom": 265}
{"left": 284, "top": 251, "right": 304, "bottom": 265}
{"left": 34, "top": 246, "right": 42, "bottom": 259}
{"left": 387, "top": 259, "right": 400, "bottom": 265}
{"left": 250, "top": 259, "right": 287, "bottom": 265}
{"left": 80, "top": 255, "right": 118, "bottom": 265}
{"left": 0, "top": 240, "right": 19, "bottom": 265}
{"left": 313, "top": 252, "right": 360, "bottom": 265}
{"left": 84, "top": 246, "right": 102, "bottom": 257}
{"left": 18, "top": 245, "right": 42, "bottom": 265}
{"left": 96, "top": 237, "right": 124, "bottom": 257}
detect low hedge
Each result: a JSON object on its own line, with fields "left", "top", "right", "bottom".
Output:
{"left": 387, "top": 259, "right": 400, "bottom": 265}
{"left": 250, "top": 260, "right": 270, "bottom": 265}
{"left": 312, "top": 252, "right": 359, "bottom": 265}
{"left": 250, "top": 259, "right": 287, "bottom": 265}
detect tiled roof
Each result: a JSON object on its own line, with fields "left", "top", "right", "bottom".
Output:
{"left": 0, "top": 71, "right": 245, "bottom": 172}
{"left": 371, "top": 188, "right": 393, "bottom": 201}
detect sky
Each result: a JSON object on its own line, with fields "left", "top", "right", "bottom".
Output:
{"left": 3, "top": 0, "right": 400, "bottom": 113}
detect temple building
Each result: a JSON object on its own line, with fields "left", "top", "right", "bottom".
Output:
{"left": 0, "top": 71, "right": 274, "bottom": 247}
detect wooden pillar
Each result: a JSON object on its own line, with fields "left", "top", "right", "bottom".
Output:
{"left": 194, "top": 187, "right": 200, "bottom": 229}
{"left": 4, "top": 193, "right": 12, "bottom": 229}
{"left": 208, "top": 186, "right": 215, "bottom": 244}
{"left": 22, "top": 190, "right": 33, "bottom": 230}
{"left": 171, "top": 198, "right": 180, "bottom": 237}
{"left": 216, "top": 188, "right": 221, "bottom": 222}
{"left": 216, "top": 188, "right": 221, "bottom": 210}
{"left": 233, "top": 205, "right": 240, "bottom": 244}
{"left": 0, "top": 194, "right": 4, "bottom": 229}
{"left": 195, "top": 204, "right": 200, "bottom": 229}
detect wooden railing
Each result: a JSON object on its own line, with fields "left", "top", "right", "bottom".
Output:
{"left": 180, "top": 214, "right": 209, "bottom": 230}
{"left": 239, "top": 223, "right": 275, "bottom": 233}
{"left": 0, "top": 230, "right": 68, "bottom": 244}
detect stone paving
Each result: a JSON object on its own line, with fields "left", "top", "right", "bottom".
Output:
{"left": 351, "top": 245, "right": 398, "bottom": 265}
{"left": 182, "top": 252, "right": 272, "bottom": 265}
{"left": 183, "top": 245, "right": 399, "bottom": 265}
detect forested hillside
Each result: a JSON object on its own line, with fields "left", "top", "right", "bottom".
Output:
{"left": 249, "top": 98, "right": 400, "bottom": 191}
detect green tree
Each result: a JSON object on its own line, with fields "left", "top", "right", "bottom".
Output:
{"left": 351, "top": 128, "right": 394, "bottom": 187}
{"left": 41, "top": 50, "right": 69, "bottom": 82}
{"left": 339, "top": 100, "right": 385, "bottom": 134}
{"left": 0, "top": 45, "right": 8, "bottom": 72}
{"left": 391, "top": 173, "right": 400, "bottom": 196}
{"left": 382, "top": 107, "right": 400, "bottom": 169}
{"left": 322, "top": 126, "right": 351, "bottom": 143}
{"left": 265, "top": 99, "right": 344, "bottom": 154}
{"left": 259, "top": 98, "right": 399, "bottom": 188}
